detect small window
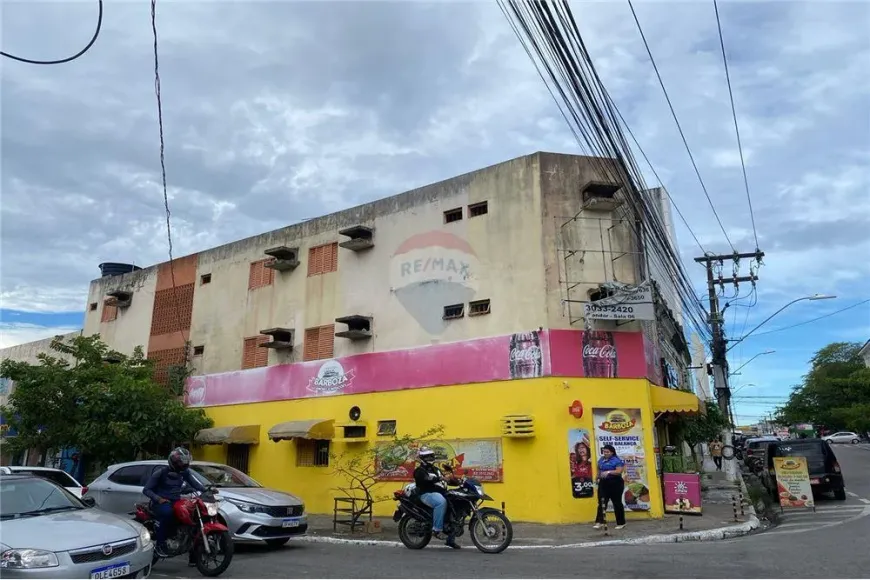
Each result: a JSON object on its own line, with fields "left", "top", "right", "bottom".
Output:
{"left": 468, "top": 201, "right": 488, "bottom": 217}
{"left": 443, "top": 304, "right": 464, "bottom": 320}
{"left": 297, "top": 439, "right": 330, "bottom": 467}
{"left": 101, "top": 302, "right": 118, "bottom": 323}
{"left": 108, "top": 465, "right": 152, "bottom": 487}
{"left": 226, "top": 444, "right": 251, "bottom": 474}
{"left": 344, "top": 426, "right": 367, "bottom": 439}
{"left": 248, "top": 259, "right": 274, "bottom": 290}
{"left": 303, "top": 325, "right": 335, "bottom": 362}
{"left": 242, "top": 336, "right": 269, "bottom": 369}
{"left": 307, "top": 243, "right": 339, "bottom": 277}
{"left": 468, "top": 299, "right": 491, "bottom": 316}
{"left": 193, "top": 345, "right": 205, "bottom": 356}
{"left": 444, "top": 208, "right": 463, "bottom": 223}
{"left": 200, "top": 273, "right": 212, "bottom": 285}
{"left": 377, "top": 420, "right": 397, "bottom": 437}
{"left": 89, "top": 302, "right": 98, "bottom": 311}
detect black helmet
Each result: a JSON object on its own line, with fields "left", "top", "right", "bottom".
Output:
{"left": 168, "top": 447, "right": 192, "bottom": 471}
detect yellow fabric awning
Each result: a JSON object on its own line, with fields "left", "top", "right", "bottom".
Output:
{"left": 650, "top": 385, "right": 702, "bottom": 415}
{"left": 268, "top": 419, "right": 335, "bottom": 442}
{"left": 195, "top": 425, "right": 260, "bottom": 445}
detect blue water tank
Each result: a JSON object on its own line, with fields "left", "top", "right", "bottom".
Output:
{"left": 98, "top": 262, "right": 142, "bottom": 278}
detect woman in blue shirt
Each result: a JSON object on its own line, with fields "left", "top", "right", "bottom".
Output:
{"left": 593, "top": 444, "right": 626, "bottom": 529}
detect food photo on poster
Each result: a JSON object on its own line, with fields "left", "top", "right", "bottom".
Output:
{"left": 592, "top": 408, "right": 651, "bottom": 512}
{"left": 568, "top": 429, "right": 594, "bottom": 499}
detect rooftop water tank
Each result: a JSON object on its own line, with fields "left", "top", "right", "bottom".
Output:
{"left": 98, "top": 262, "right": 142, "bottom": 278}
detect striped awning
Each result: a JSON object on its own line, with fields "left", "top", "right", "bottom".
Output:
{"left": 650, "top": 385, "right": 702, "bottom": 415}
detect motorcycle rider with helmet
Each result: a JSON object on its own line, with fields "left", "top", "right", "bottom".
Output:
{"left": 413, "top": 447, "right": 462, "bottom": 549}
{"left": 144, "top": 447, "right": 207, "bottom": 559}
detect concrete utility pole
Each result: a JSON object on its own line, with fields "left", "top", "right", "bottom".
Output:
{"left": 695, "top": 251, "right": 764, "bottom": 480}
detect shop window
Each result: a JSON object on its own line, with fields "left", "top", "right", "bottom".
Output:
{"left": 296, "top": 439, "right": 330, "bottom": 467}
{"left": 226, "top": 444, "right": 251, "bottom": 474}
{"left": 377, "top": 420, "right": 397, "bottom": 437}
{"left": 307, "top": 242, "right": 338, "bottom": 277}
{"left": 468, "top": 299, "right": 491, "bottom": 316}
{"left": 242, "top": 336, "right": 269, "bottom": 369}
{"left": 468, "top": 201, "right": 488, "bottom": 217}
{"left": 443, "top": 304, "right": 464, "bottom": 320}
{"left": 101, "top": 302, "right": 118, "bottom": 323}
{"left": 303, "top": 325, "right": 335, "bottom": 361}
{"left": 444, "top": 207, "right": 463, "bottom": 223}
{"left": 248, "top": 259, "right": 274, "bottom": 291}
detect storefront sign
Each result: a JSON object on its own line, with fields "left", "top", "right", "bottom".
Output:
{"left": 568, "top": 400, "right": 584, "bottom": 419}
{"left": 375, "top": 438, "right": 503, "bottom": 483}
{"left": 593, "top": 408, "right": 650, "bottom": 512}
{"left": 568, "top": 429, "right": 594, "bottom": 499}
{"left": 773, "top": 457, "right": 815, "bottom": 508}
{"left": 186, "top": 329, "right": 649, "bottom": 408}
{"left": 663, "top": 473, "right": 702, "bottom": 514}
{"left": 584, "top": 290, "right": 655, "bottom": 321}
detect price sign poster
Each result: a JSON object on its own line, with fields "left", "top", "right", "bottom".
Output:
{"left": 773, "top": 457, "right": 815, "bottom": 508}
{"left": 568, "top": 429, "right": 594, "bottom": 499}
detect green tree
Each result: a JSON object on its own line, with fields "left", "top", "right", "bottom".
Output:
{"left": 776, "top": 342, "right": 869, "bottom": 434}
{"left": 673, "top": 402, "right": 730, "bottom": 468}
{"left": 0, "top": 334, "right": 212, "bottom": 468}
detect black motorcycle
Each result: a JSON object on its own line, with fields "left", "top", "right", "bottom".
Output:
{"left": 392, "top": 467, "right": 513, "bottom": 554}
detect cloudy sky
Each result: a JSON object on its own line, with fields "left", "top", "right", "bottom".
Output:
{"left": 2, "top": 0, "right": 868, "bottom": 421}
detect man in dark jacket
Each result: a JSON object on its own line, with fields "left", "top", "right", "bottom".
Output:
{"left": 144, "top": 447, "right": 207, "bottom": 558}
{"left": 413, "top": 447, "right": 461, "bottom": 549}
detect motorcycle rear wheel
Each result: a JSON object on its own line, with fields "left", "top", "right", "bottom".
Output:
{"left": 470, "top": 509, "right": 513, "bottom": 554}
{"left": 194, "top": 530, "right": 234, "bottom": 577}
{"left": 398, "top": 516, "right": 432, "bottom": 550}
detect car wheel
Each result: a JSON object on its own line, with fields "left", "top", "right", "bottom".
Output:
{"left": 833, "top": 487, "right": 847, "bottom": 501}
{"left": 851, "top": 438, "right": 859, "bottom": 444}
{"left": 265, "top": 538, "right": 290, "bottom": 549}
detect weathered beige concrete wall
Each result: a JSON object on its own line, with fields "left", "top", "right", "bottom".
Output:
{"left": 83, "top": 267, "right": 157, "bottom": 356}
{"left": 0, "top": 331, "right": 82, "bottom": 407}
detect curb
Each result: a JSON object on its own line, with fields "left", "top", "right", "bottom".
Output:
{"left": 289, "top": 517, "right": 760, "bottom": 550}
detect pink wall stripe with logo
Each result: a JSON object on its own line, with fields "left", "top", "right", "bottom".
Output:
{"left": 185, "top": 329, "right": 654, "bottom": 408}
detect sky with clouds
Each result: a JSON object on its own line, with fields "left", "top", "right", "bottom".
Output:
{"left": 2, "top": 0, "right": 868, "bottom": 422}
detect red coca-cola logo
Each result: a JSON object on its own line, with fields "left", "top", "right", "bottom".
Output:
{"left": 582, "top": 344, "right": 617, "bottom": 359}
{"left": 510, "top": 346, "right": 542, "bottom": 362}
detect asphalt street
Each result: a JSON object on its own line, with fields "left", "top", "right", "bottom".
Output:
{"left": 152, "top": 444, "right": 870, "bottom": 579}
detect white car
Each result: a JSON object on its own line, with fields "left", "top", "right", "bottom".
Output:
{"left": 0, "top": 466, "right": 88, "bottom": 498}
{"left": 824, "top": 432, "right": 861, "bottom": 445}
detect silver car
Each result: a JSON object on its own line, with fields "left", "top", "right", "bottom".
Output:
{"left": 0, "top": 473, "right": 153, "bottom": 579}
{"left": 824, "top": 431, "right": 861, "bottom": 445}
{"left": 85, "top": 461, "right": 307, "bottom": 548}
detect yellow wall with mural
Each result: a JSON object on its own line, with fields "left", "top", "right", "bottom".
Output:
{"left": 196, "top": 377, "right": 663, "bottom": 524}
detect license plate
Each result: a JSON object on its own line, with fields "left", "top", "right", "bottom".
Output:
{"left": 90, "top": 562, "right": 131, "bottom": 579}
{"left": 282, "top": 519, "right": 300, "bottom": 528}
{"left": 810, "top": 478, "right": 820, "bottom": 484}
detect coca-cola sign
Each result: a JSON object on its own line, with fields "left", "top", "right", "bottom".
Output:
{"left": 508, "top": 331, "right": 543, "bottom": 379}
{"left": 583, "top": 344, "right": 617, "bottom": 359}
{"left": 510, "top": 345, "right": 542, "bottom": 362}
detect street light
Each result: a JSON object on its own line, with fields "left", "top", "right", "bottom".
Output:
{"left": 729, "top": 350, "right": 776, "bottom": 376}
{"left": 727, "top": 294, "right": 836, "bottom": 352}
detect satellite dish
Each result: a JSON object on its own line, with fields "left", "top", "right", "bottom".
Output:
{"left": 349, "top": 406, "right": 361, "bottom": 421}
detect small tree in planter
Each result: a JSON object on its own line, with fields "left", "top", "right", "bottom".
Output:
{"left": 330, "top": 425, "right": 444, "bottom": 533}
{"left": 673, "top": 403, "right": 730, "bottom": 471}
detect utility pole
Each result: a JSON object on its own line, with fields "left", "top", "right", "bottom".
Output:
{"left": 695, "top": 250, "right": 764, "bottom": 479}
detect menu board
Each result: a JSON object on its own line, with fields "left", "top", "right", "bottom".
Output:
{"left": 593, "top": 408, "right": 650, "bottom": 512}
{"left": 773, "top": 457, "right": 815, "bottom": 508}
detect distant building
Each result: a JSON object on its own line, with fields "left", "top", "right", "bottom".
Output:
{"left": 859, "top": 339, "right": 870, "bottom": 367}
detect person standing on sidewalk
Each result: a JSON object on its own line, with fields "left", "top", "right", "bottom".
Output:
{"left": 709, "top": 438, "right": 723, "bottom": 471}
{"left": 593, "top": 444, "right": 626, "bottom": 530}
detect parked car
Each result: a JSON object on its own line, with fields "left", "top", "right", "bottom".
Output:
{"left": 85, "top": 460, "right": 307, "bottom": 549}
{"left": 743, "top": 436, "right": 780, "bottom": 469}
{"left": 0, "top": 466, "right": 88, "bottom": 498}
{"left": 760, "top": 438, "right": 846, "bottom": 501}
{"left": 824, "top": 431, "right": 861, "bottom": 445}
{"left": 0, "top": 473, "right": 153, "bottom": 579}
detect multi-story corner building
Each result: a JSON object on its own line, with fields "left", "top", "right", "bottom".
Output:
{"left": 16, "top": 152, "right": 702, "bottom": 524}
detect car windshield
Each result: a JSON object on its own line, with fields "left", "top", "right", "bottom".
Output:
{"left": 1, "top": 477, "right": 83, "bottom": 520}
{"left": 190, "top": 465, "right": 262, "bottom": 488}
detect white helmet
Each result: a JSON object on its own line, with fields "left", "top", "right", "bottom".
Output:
{"left": 417, "top": 447, "right": 436, "bottom": 464}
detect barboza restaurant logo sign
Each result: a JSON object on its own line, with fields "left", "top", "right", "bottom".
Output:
{"left": 186, "top": 377, "right": 207, "bottom": 407}
{"left": 598, "top": 409, "right": 637, "bottom": 434}
{"left": 389, "top": 230, "right": 480, "bottom": 335}
{"left": 308, "top": 360, "right": 355, "bottom": 395}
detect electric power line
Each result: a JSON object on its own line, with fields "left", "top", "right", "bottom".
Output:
{"left": 747, "top": 299, "right": 870, "bottom": 339}
{"left": 1, "top": 0, "right": 103, "bottom": 65}
{"left": 713, "top": 0, "right": 759, "bottom": 251}
{"left": 627, "top": 0, "right": 735, "bottom": 252}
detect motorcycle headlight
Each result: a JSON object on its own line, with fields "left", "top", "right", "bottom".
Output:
{"left": 139, "top": 526, "right": 153, "bottom": 548}
{"left": 1, "top": 549, "right": 59, "bottom": 569}
{"left": 206, "top": 502, "right": 220, "bottom": 517}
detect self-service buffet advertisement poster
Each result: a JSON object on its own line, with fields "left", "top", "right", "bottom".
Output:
{"left": 593, "top": 407, "right": 651, "bottom": 512}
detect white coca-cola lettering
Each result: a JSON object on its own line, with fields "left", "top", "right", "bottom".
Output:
{"left": 510, "top": 346, "right": 542, "bottom": 362}
{"left": 582, "top": 344, "right": 617, "bottom": 359}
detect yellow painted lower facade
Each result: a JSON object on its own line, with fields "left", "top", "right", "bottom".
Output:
{"left": 196, "top": 377, "right": 668, "bottom": 524}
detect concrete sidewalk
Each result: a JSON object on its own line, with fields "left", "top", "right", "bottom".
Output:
{"left": 296, "top": 469, "right": 758, "bottom": 548}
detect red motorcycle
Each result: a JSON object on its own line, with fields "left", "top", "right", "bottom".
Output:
{"left": 134, "top": 487, "right": 234, "bottom": 577}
